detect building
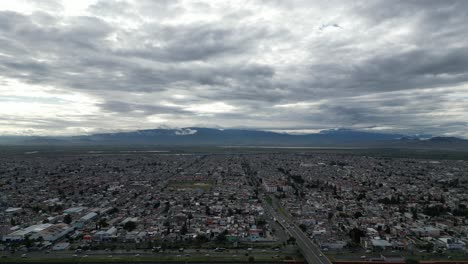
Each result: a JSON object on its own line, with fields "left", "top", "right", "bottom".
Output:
{"left": 31, "top": 223, "right": 74, "bottom": 242}
{"left": 438, "top": 237, "right": 466, "bottom": 250}
{"left": 2, "top": 224, "right": 52, "bottom": 242}
{"left": 94, "top": 226, "right": 117, "bottom": 241}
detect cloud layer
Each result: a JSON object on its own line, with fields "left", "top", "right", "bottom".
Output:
{"left": 0, "top": 0, "right": 467, "bottom": 137}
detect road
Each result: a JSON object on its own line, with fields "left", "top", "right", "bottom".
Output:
{"left": 262, "top": 197, "right": 332, "bottom": 264}
{"left": 242, "top": 159, "right": 331, "bottom": 264}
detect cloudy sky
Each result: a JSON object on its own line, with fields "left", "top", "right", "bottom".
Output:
{"left": 1, "top": 0, "right": 467, "bottom": 137}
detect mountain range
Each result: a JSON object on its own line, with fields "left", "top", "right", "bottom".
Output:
{"left": 1, "top": 127, "right": 468, "bottom": 150}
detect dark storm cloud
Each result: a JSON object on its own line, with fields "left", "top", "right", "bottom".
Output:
{"left": 0, "top": 0, "right": 467, "bottom": 136}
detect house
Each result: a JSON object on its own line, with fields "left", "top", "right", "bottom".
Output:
{"left": 438, "top": 237, "right": 465, "bottom": 250}
{"left": 411, "top": 226, "right": 440, "bottom": 238}
{"left": 367, "top": 239, "right": 392, "bottom": 251}
{"left": 94, "top": 226, "right": 117, "bottom": 241}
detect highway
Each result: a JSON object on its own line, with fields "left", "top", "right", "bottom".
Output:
{"left": 262, "top": 196, "right": 332, "bottom": 264}
{"left": 243, "top": 160, "right": 331, "bottom": 264}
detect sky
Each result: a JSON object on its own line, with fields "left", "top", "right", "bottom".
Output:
{"left": 0, "top": 0, "right": 467, "bottom": 137}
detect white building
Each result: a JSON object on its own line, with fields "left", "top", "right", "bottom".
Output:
{"left": 438, "top": 237, "right": 465, "bottom": 250}
{"left": 2, "top": 224, "right": 52, "bottom": 242}
{"left": 31, "top": 223, "right": 74, "bottom": 242}
{"left": 94, "top": 226, "right": 117, "bottom": 241}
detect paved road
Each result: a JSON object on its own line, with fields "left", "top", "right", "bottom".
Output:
{"left": 242, "top": 159, "right": 331, "bottom": 264}
{"left": 3, "top": 247, "right": 296, "bottom": 260}
{"left": 262, "top": 197, "right": 332, "bottom": 264}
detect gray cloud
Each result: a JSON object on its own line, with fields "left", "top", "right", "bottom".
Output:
{"left": 0, "top": 0, "right": 467, "bottom": 137}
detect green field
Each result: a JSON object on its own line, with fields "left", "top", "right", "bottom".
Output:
{"left": 167, "top": 181, "right": 213, "bottom": 192}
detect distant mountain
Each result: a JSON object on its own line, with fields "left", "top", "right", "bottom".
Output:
{"left": 396, "top": 136, "right": 468, "bottom": 150}
{"left": 0, "top": 127, "right": 467, "bottom": 150}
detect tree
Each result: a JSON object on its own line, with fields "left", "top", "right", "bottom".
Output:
{"left": 349, "top": 227, "right": 365, "bottom": 244}
{"left": 180, "top": 223, "right": 188, "bottom": 235}
{"left": 196, "top": 234, "right": 209, "bottom": 243}
{"left": 385, "top": 226, "right": 391, "bottom": 234}
{"left": 227, "top": 208, "right": 234, "bottom": 217}
{"left": 287, "top": 236, "right": 296, "bottom": 244}
{"left": 123, "top": 221, "right": 137, "bottom": 232}
{"left": 163, "top": 202, "right": 170, "bottom": 213}
{"left": 99, "top": 218, "right": 109, "bottom": 228}
{"left": 216, "top": 230, "right": 228, "bottom": 243}
{"left": 411, "top": 208, "right": 418, "bottom": 220}
{"left": 24, "top": 235, "right": 33, "bottom": 248}
{"left": 63, "top": 214, "right": 72, "bottom": 224}
{"left": 354, "top": 212, "right": 363, "bottom": 219}
{"left": 299, "top": 224, "right": 307, "bottom": 232}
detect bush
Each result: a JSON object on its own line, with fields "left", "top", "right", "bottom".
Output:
{"left": 123, "top": 221, "right": 137, "bottom": 231}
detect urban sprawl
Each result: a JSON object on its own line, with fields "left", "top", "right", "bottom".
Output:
{"left": 0, "top": 152, "right": 467, "bottom": 262}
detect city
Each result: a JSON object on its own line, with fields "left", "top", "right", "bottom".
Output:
{"left": 0, "top": 150, "right": 467, "bottom": 263}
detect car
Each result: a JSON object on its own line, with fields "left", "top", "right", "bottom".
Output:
{"left": 205, "top": 253, "right": 210, "bottom": 256}
{"left": 319, "top": 254, "right": 323, "bottom": 257}
{"left": 360, "top": 256, "right": 366, "bottom": 259}
{"left": 21, "top": 254, "right": 27, "bottom": 258}
{"left": 135, "top": 254, "right": 140, "bottom": 257}
{"left": 73, "top": 254, "right": 78, "bottom": 257}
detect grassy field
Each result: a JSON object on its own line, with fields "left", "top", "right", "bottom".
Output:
{"left": 167, "top": 181, "right": 213, "bottom": 192}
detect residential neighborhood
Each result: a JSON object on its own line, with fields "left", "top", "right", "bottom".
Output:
{"left": 0, "top": 151, "right": 467, "bottom": 262}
